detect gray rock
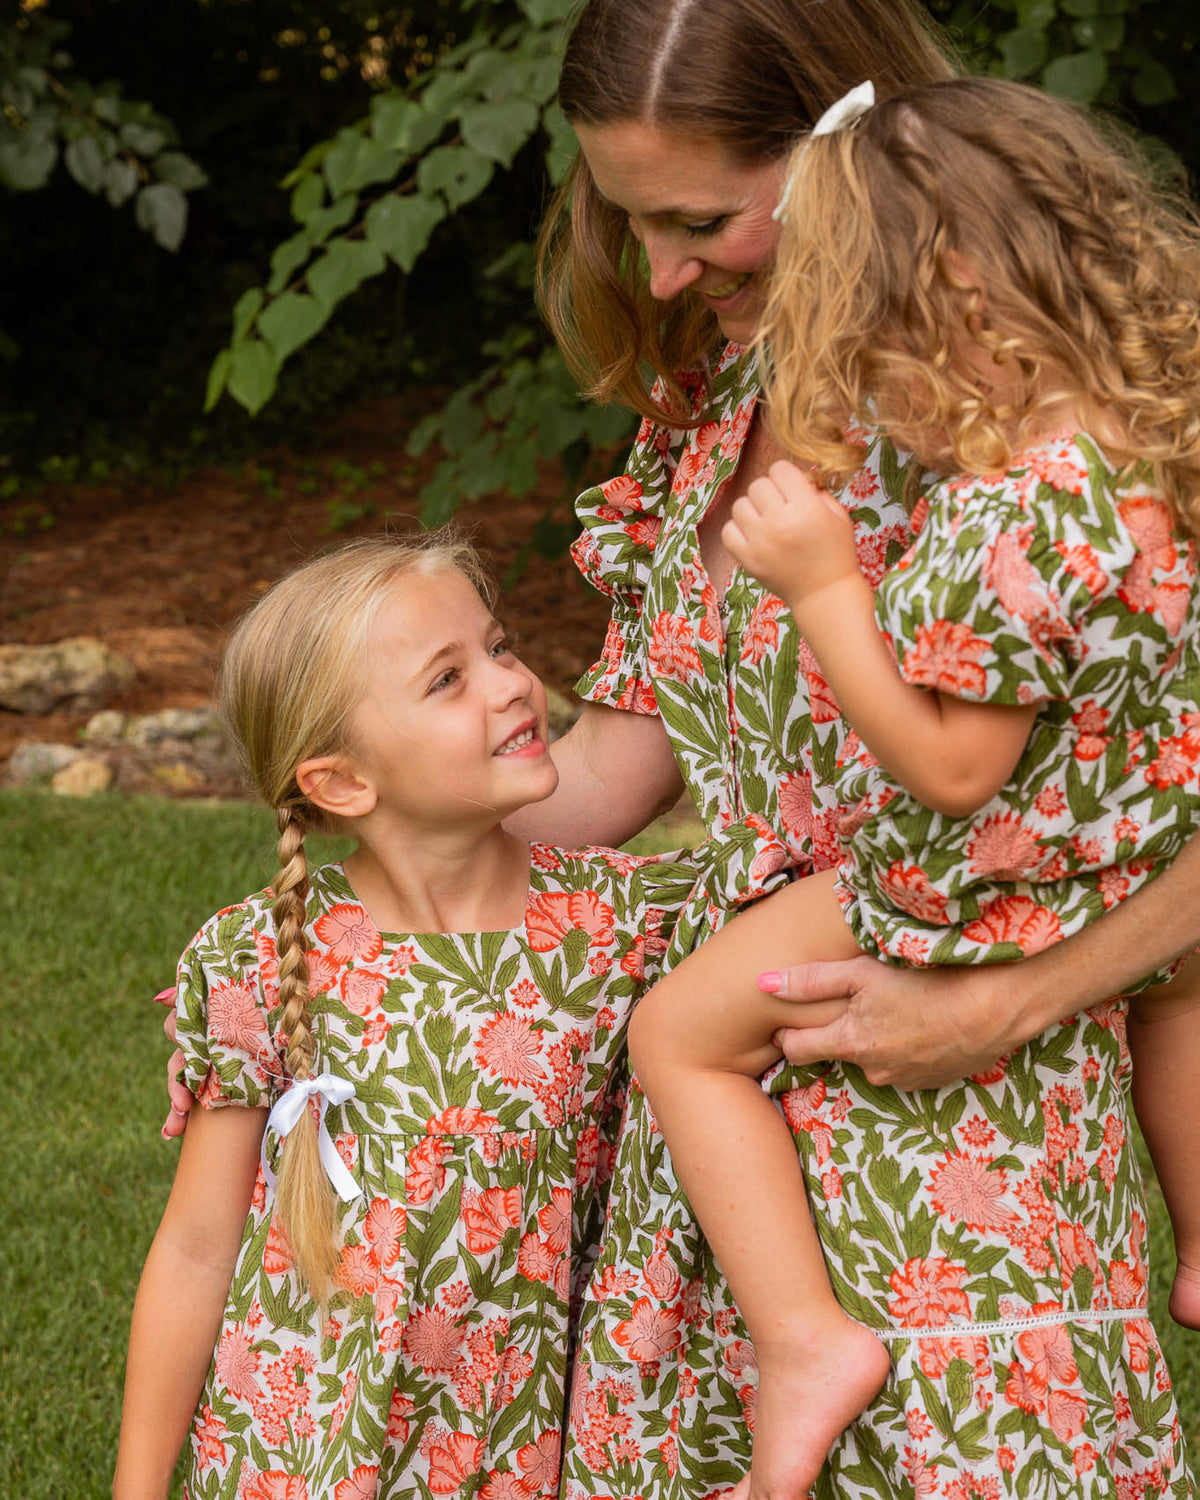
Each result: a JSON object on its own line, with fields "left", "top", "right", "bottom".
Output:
{"left": 6, "top": 741, "right": 83, "bottom": 785}
{"left": 83, "top": 710, "right": 130, "bottom": 745}
{"left": 0, "top": 638, "right": 136, "bottom": 714}
{"left": 124, "top": 707, "right": 224, "bottom": 747}
{"left": 52, "top": 756, "right": 114, "bottom": 797}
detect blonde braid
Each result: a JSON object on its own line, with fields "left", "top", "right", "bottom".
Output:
{"left": 271, "top": 802, "right": 340, "bottom": 1302}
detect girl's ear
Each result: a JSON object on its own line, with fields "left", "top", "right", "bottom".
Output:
{"left": 296, "top": 756, "right": 377, "bottom": 820}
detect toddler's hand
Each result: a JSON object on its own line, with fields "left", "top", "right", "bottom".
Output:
{"left": 153, "top": 987, "right": 193, "bottom": 1141}
{"left": 723, "top": 461, "right": 858, "bottom": 605}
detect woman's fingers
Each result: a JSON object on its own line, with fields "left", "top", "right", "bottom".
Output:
{"left": 157, "top": 1002, "right": 194, "bottom": 1140}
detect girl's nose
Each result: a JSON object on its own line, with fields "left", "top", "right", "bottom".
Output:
{"left": 490, "top": 654, "right": 535, "bottom": 705}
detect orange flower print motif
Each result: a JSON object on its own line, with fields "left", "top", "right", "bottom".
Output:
{"left": 1143, "top": 733, "right": 1200, "bottom": 790}
{"left": 407, "top": 1135, "right": 449, "bottom": 1204}
{"left": 340, "top": 967, "right": 386, "bottom": 1017}
{"left": 625, "top": 516, "right": 661, "bottom": 549}
{"left": 428, "top": 1104, "right": 500, "bottom": 1135}
{"left": 428, "top": 1433, "right": 486, "bottom": 1495}
{"left": 647, "top": 611, "right": 704, "bottom": 682}
{"left": 740, "top": 596, "right": 784, "bottom": 665}
{"left": 598, "top": 473, "right": 644, "bottom": 511}
{"left": 243, "top": 1476, "right": 310, "bottom": 1500}
{"left": 334, "top": 1467, "right": 380, "bottom": 1500}
{"left": 798, "top": 637, "right": 840, "bottom": 723}
{"left": 363, "top": 1196, "right": 405, "bottom": 1267}
{"left": 1046, "top": 1389, "right": 1088, "bottom": 1443}
{"left": 208, "top": 979, "right": 268, "bottom": 1052}
{"left": 461, "top": 1185, "right": 522, "bottom": 1253}
{"left": 1016, "top": 1321, "right": 1078, "bottom": 1386}
{"left": 215, "top": 1325, "right": 260, "bottom": 1400}
{"left": 537, "top": 1187, "right": 572, "bottom": 1255}
{"left": 475, "top": 1012, "right": 544, "bottom": 1086}
{"left": 612, "top": 1297, "right": 683, "bottom": 1362}
{"left": 1004, "top": 1358, "right": 1047, "bottom": 1414}
{"left": 963, "top": 894, "right": 1062, "bottom": 955}
{"left": 887, "top": 1257, "right": 970, "bottom": 1328}
{"left": 881, "top": 862, "right": 949, "bottom": 925}
{"left": 524, "top": 891, "right": 616, "bottom": 953}
{"left": 1027, "top": 438, "right": 1088, "bottom": 495}
{"left": 1054, "top": 540, "right": 1107, "bottom": 595}
{"left": 313, "top": 903, "right": 383, "bottom": 963}
{"left": 928, "top": 1153, "right": 1013, "bottom": 1232}
{"left": 902, "top": 619, "right": 989, "bottom": 696}
{"left": 263, "top": 1219, "right": 294, "bottom": 1276}
{"left": 965, "top": 812, "right": 1044, "bottom": 880}
{"left": 777, "top": 768, "right": 814, "bottom": 854}
{"left": 517, "top": 1430, "right": 563, "bottom": 1496}
{"left": 337, "top": 1242, "right": 379, "bottom": 1298}
{"left": 986, "top": 527, "right": 1069, "bottom": 652}
{"left": 193, "top": 1405, "right": 228, "bottom": 1470}
{"left": 403, "top": 1308, "right": 466, "bottom": 1373}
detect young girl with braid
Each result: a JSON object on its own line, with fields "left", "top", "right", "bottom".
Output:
{"left": 628, "top": 79, "right": 1200, "bottom": 1499}
{"left": 113, "top": 534, "right": 690, "bottom": 1500}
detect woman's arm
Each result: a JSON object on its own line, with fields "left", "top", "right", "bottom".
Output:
{"left": 724, "top": 461, "right": 1036, "bottom": 816}
{"left": 769, "top": 829, "right": 1200, "bottom": 1087}
{"left": 114, "top": 1103, "right": 266, "bottom": 1499}
{"left": 507, "top": 701, "right": 685, "bottom": 847}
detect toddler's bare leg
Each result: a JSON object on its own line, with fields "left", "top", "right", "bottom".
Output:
{"left": 1128, "top": 953, "right": 1200, "bottom": 1328}
{"left": 629, "top": 870, "right": 889, "bottom": 1500}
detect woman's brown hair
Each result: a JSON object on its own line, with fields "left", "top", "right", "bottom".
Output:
{"left": 762, "top": 78, "right": 1200, "bottom": 536}
{"left": 536, "top": 0, "right": 957, "bottom": 424}
{"left": 218, "top": 531, "right": 494, "bottom": 1300}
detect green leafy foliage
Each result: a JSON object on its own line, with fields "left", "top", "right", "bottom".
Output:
{"left": 0, "top": 7, "right": 207, "bottom": 250}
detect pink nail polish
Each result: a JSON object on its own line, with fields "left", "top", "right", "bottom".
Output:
{"left": 758, "top": 971, "right": 782, "bottom": 992}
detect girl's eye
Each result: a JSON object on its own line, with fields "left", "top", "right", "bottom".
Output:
{"left": 430, "top": 667, "right": 459, "bottom": 693}
{"left": 490, "top": 635, "right": 513, "bottom": 659}
{"left": 684, "top": 216, "right": 728, "bottom": 239}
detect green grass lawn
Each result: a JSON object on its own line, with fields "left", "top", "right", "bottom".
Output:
{"left": 1, "top": 789, "right": 1196, "bottom": 1496}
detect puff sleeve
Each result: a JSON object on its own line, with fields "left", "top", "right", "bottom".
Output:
{"left": 173, "top": 895, "right": 284, "bottom": 1110}
{"left": 874, "top": 452, "right": 1141, "bottom": 706}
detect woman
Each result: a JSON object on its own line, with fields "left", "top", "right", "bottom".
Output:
{"left": 521, "top": 1, "right": 1198, "bottom": 1495}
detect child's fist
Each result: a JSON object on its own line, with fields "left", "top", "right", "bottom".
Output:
{"left": 723, "top": 461, "right": 858, "bottom": 604}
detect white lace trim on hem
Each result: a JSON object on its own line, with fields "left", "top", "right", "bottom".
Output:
{"left": 867, "top": 1305, "right": 1148, "bottom": 1343}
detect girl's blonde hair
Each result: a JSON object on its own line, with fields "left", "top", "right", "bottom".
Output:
{"left": 763, "top": 78, "right": 1200, "bottom": 535}
{"left": 218, "top": 531, "right": 494, "bottom": 1299}
{"left": 536, "top": 0, "right": 957, "bottom": 426}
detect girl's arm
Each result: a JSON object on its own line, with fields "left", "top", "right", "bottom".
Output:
{"left": 505, "top": 701, "right": 685, "bottom": 847}
{"left": 724, "top": 461, "right": 1036, "bottom": 816}
{"left": 114, "top": 1103, "right": 267, "bottom": 1500}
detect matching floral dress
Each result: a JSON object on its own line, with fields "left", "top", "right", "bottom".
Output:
{"left": 172, "top": 849, "right": 693, "bottom": 1500}
{"left": 562, "top": 343, "right": 1198, "bottom": 1499}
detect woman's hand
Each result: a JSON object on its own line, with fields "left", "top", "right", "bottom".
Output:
{"left": 723, "top": 460, "right": 858, "bottom": 605}
{"left": 154, "top": 989, "right": 193, "bottom": 1140}
{"left": 764, "top": 956, "right": 1029, "bottom": 1090}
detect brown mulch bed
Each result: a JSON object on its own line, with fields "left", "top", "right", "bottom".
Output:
{"left": 0, "top": 395, "right": 614, "bottom": 788}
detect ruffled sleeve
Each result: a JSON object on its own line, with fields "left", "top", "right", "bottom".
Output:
{"left": 873, "top": 457, "right": 1126, "bottom": 705}
{"left": 174, "top": 894, "right": 283, "bottom": 1110}
{"left": 571, "top": 375, "right": 709, "bottom": 715}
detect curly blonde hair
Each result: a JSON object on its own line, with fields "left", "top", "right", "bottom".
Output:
{"left": 218, "top": 531, "right": 494, "bottom": 1300}
{"left": 763, "top": 77, "right": 1200, "bottom": 535}
{"left": 537, "top": 0, "right": 956, "bottom": 426}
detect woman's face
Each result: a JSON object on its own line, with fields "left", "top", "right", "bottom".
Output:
{"left": 575, "top": 120, "right": 786, "bottom": 345}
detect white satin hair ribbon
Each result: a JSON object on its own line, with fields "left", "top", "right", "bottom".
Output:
{"left": 773, "top": 79, "right": 876, "bottom": 222}
{"left": 264, "top": 1073, "right": 360, "bottom": 1202}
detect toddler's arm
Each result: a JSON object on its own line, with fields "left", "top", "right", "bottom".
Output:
{"left": 114, "top": 1103, "right": 266, "bottom": 1500}
{"left": 724, "top": 461, "right": 1037, "bottom": 817}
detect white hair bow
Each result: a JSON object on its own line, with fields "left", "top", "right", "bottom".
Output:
{"left": 773, "top": 80, "right": 876, "bottom": 223}
{"left": 264, "top": 1072, "right": 360, "bottom": 1202}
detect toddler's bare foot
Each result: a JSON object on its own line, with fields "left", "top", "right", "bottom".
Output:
{"left": 744, "top": 1315, "right": 890, "bottom": 1500}
{"left": 1169, "top": 1258, "right": 1200, "bottom": 1328}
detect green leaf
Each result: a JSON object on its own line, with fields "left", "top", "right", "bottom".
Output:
{"left": 460, "top": 97, "right": 540, "bottom": 168}
{"left": 257, "top": 291, "right": 330, "bottom": 361}
{"left": 0, "top": 131, "right": 57, "bottom": 191}
{"left": 1060, "top": 0, "right": 1097, "bottom": 12}
{"left": 323, "top": 126, "right": 402, "bottom": 198}
{"left": 517, "top": 0, "right": 577, "bottom": 21}
{"left": 1071, "top": 15, "right": 1124, "bottom": 50}
{"left": 227, "top": 339, "right": 279, "bottom": 415}
{"left": 542, "top": 103, "right": 577, "bottom": 187}
{"left": 1016, "top": 0, "right": 1055, "bottom": 25}
{"left": 1132, "top": 62, "right": 1177, "bottom": 107}
{"left": 231, "top": 287, "right": 264, "bottom": 344}
{"left": 1042, "top": 49, "right": 1108, "bottom": 102}
{"left": 64, "top": 134, "right": 104, "bottom": 194}
{"left": 307, "top": 237, "right": 386, "bottom": 312}
{"left": 266, "top": 229, "right": 315, "bottom": 295}
{"left": 998, "top": 28, "right": 1048, "bottom": 78}
{"left": 290, "top": 172, "right": 325, "bottom": 223}
{"left": 370, "top": 93, "right": 423, "bottom": 151}
{"left": 204, "top": 348, "right": 231, "bottom": 413}
{"left": 119, "top": 121, "right": 167, "bottom": 157}
{"left": 417, "top": 144, "right": 494, "bottom": 209}
{"left": 101, "top": 155, "right": 139, "bottom": 207}
{"left": 364, "top": 193, "right": 447, "bottom": 273}
{"left": 303, "top": 195, "right": 358, "bottom": 246}
{"left": 134, "top": 181, "right": 188, "bottom": 251}
{"left": 153, "top": 150, "right": 208, "bottom": 191}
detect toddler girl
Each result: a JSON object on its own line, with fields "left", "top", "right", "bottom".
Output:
{"left": 113, "top": 534, "right": 689, "bottom": 1499}
{"left": 628, "top": 78, "right": 1200, "bottom": 1499}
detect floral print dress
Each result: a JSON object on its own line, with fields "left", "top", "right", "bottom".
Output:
{"left": 562, "top": 344, "right": 1196, "bottom": 1500}
{"left": 173, "top": 848, "right": 693, "bottom": 1500}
